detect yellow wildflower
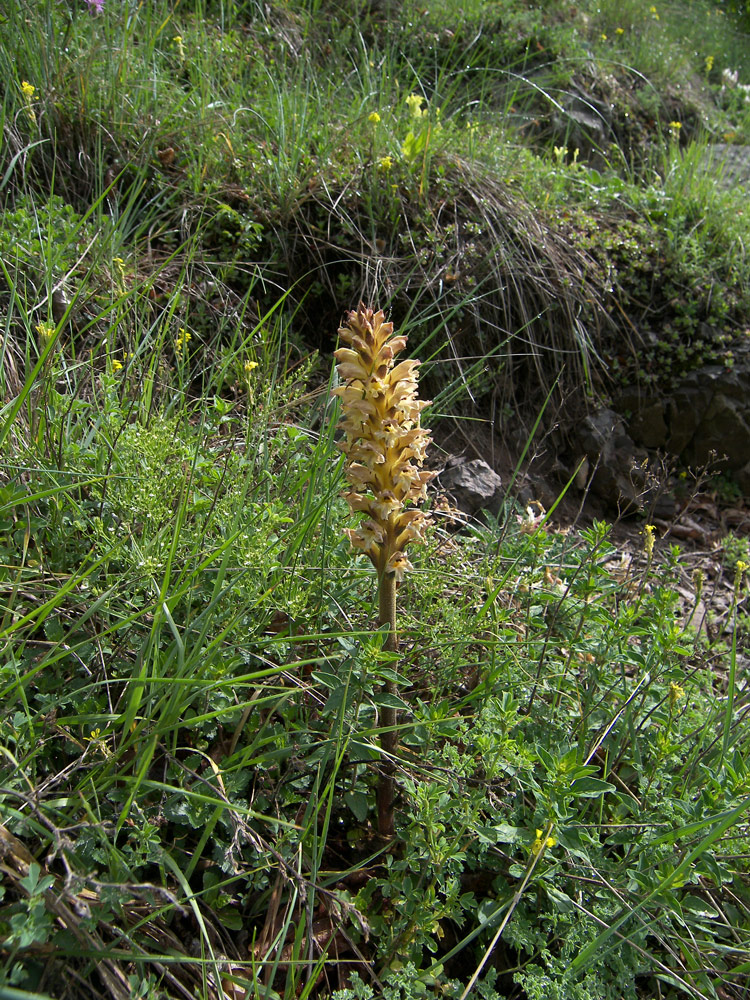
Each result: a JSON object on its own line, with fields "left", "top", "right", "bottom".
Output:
{"left": 368, "top": 111, "right": 381, "bottom": 124}
{"left": 173, "top": 34, "right": 186, "bottom": 62}
{"left": 601, "top": 33, "right": 608, "bottom": 41}
{"left": 615, "top": 27, "right": 625, "bottom": 35}
{"left": 111, "top": 358, "right": 123, "bottom": 373}
{"left": 378, "top": 155, "right": 393, "bottom": 172}
{"left": 20, "top": 81, "right": 37, "bottom": 124}
{"left": 405, "top": 93, "right": 426, "bottom": 119}
{"left": 531, "top": 828, "right": 556, "bottom": 854}
{"left": 644, "top": 523, "right": 655, "bottom": 557}
{"left": 669, "top": 682, "right": 685, "bottom": 708}
{"left": 669, "top": 121, "right": 682, "bottom": 130}
{"left": 705, "top": 55, "right": 714, "bottom": 72}
{"left": 35, "top": 322, "right": 55, "bottom": 344}
{"left": 735, "top": 559, "right": 748, "bottom": 596}
{"left": 174, "top": 327, "right": 192, "bottom": 355}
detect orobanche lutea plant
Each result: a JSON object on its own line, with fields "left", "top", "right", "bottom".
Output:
{"left": 333, "top": 303, "right": 433, "bottom": 837}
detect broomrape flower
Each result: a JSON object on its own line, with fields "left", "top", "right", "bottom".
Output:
{"left": 334, "top": 304, "right": 433, "bottom": 582}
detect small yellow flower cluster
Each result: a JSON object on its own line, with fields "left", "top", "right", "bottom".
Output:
{"left": 705, "top": 55, "right": 714, "bottom": 73}
{"left": 405, "top": 93, "right": 426, "bottom": 119}
{"left": 334, "top": 304, "right": 433, "bottom": 582}
{"left": 644, "top": 523, "right": 655, "bottom": 557}
{"left": 735, "top": 559, "right": 748, "bottom": 595}
{"left": 35, "top": 322, "right": 55, "bottom": 344}
{"left": 377, "top": 155, "right": 393, "bottom": 172}
{"left": 532, "top": 828, "right": 557, "bottom": 854}
{"left": 668, "top": 681, "right": 685, "bottom": 709}
{"left": 174, "top": 327, "right": 192, "bottom": 356}
{"left": 368, "top": 111, "right": 381, "bottom": 124}
{"left": 20, "top": 80, "right": 38, "bottom": 124}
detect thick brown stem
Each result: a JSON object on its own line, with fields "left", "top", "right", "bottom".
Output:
{"left": 376, "top": 569, "right": 398, "bottom": 838}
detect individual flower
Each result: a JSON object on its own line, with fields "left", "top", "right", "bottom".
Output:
{"left": 334, "top": 304, "right": 433, "bottom": 579}
{"left": 705, "top": 55, "right": 714, "bottom": 73}
{"left": 669, "top": 120, "right": 682, "bottom": 130}
{"left": 615, "top": 26, "right": 625, "bottom": 35}
{"left": 85, "top": 0, "right": 105, "bottom": 11}
{"left": 111, "top": 358, "right": 123, "bottom": 373}
{"left": 368, "top": 111, "right": 381, "bottom": 124}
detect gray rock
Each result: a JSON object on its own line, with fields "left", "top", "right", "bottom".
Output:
{"left": 616, "top": 339, "right": 750, "bottom": 496}
{"left": 575, "top": 408, "right": 653, "bottom": 509}
{"left": 438, "top": 457, "right": 504, "bottom": 516}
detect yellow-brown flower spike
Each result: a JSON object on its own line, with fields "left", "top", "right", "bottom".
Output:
{"left": 333, "top": 304, "right": 433, "bottom": 581}
{"left": 333, "top": 303, "right": 432, "bottom": 838}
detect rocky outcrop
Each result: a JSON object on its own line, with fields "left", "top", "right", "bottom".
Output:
{"left": 572, "top": 408, "right": 655, "bottom": 510}
{"left": 615, "top": 340, "right": 750, "bottom": 496}
{"left": 437, "top": 456, "right": 504, "bottom": 517}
